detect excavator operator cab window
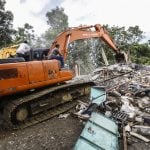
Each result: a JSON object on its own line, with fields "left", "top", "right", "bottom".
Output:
{"left": 31, "top": 49, "right": 49, "bottom": 60}
{"left": 33, "top": 52, "right": 40, "bottom": 60}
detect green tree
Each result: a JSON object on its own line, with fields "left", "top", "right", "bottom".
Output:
{"left": 13, "top": 23, "right": 35, "bottom": 45}
{"left": 130, "top": 43, "right": 150, "bottom": 64}
{"left": 104, "top": 25, "right": 143, "bottom": 50}
{"left": 127, "top": 26, "right": 143, "bottom": 44}
{"left": 46, "top": 6, "right": 68, "bottom": 32}
{"left": 100, "top": 25, "right": 145, "bottom": 64}
{"left": 42, "top": 7, "right": 68, "bottom": 46}
{"left": 0, "top": 0, "right": 14, "bottom": 48}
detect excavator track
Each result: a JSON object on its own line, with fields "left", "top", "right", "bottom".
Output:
{"left": 3, "top": 81, "right": 95, "bottom": 129}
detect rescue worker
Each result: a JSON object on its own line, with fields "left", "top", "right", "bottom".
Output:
{"left": 16, "top": 41, "right": 31, "bottom": 61}
{"left": 48, "top": 44, "right": 64, "bottom": 68}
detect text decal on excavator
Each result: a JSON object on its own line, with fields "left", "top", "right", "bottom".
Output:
{"left": 82, "top": 33, "right": 99, "bottom": 37}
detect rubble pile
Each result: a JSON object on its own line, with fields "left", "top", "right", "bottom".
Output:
{"left": 74, "top": 64, "right": 150, "bottom": 149}
{"left": 104, "top": 65, "right": 150, "bottom": 148}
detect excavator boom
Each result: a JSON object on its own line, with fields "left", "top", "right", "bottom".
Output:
{"left": 49, "top": 24, "right": 121, "bottom": 60}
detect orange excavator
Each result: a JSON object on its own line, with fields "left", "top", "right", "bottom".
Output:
{"left": 49, "top": 24, "right": 125, "bottom": 62}
{"left": 0, "top": 24, "right": 125, "bottom": 128}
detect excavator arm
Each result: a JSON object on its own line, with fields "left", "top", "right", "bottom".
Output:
{"left": 49, "top": 24, "right": 125, "bottom": 62}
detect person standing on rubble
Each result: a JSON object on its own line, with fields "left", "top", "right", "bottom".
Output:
{"left": 48, "top": 44, "right": 64, "bottom": 68}
{"left": 16, "top": 40, "right": 31, "bottom": 61}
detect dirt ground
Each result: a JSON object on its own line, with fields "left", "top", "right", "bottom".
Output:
{"left": 0, "top": 114, "right": 83, "bottom": 150}
{"left": 0, "top": 110, "right": 150, "bottom": 150}
{"left": 0, "top": 113, "right": 150, "bottom": 150}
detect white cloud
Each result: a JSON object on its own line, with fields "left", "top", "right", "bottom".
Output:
{"left": 61, "top": 0, "right": 150, "bottom": 32}
{"left": 5, "top": 0, "right": 150, "bottom": 36}
{"left": 25, "top": 0, "right": 49, "bottom": 14}
{"left": 5, "top": 0, "right": 49, "bottom": 35}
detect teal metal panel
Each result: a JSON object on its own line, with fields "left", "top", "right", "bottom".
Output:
{"left": 89, "top": 112, "right": 118, "bottom": 135}
{"left": 90, "top": 86, "right": 106, "bottom": 105}
{"left": 74, "top": 87, "right": 118, "bottom": 150}
{"left": 74, "top": 112, "right": 119, "bottom": 150}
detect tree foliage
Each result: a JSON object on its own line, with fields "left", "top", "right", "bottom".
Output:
{"left": 42, "top": 7, "right": 68, "bottom": 47}
{"left": 107, "top": 25, "right": 150, "bottom": 65}
{"left": 46, "top": 6, "right": 68, "bottom": 32}
{"left": 104, "top": 25, "right": 144, "bottom": 50}
{"left": 0, "top": 1, "right": 35, "bottom": 47}
{"left": 68, "top": 24, "right": 150, "bottom": 73}
{"left": 129, "top": 43, "right": 150, "bottom": 64}
{"left": 0, "top": 0, "right": 14, "bottom": 48}
{"left": 97, "top": 25, "right": 148, "bottom": 65}
{"left": 13, "top": 23, "right": 35, "bottom": 45}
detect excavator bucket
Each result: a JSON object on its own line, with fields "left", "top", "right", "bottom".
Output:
{"left": 115, "top": 52, "right": 127, "bottom": 63}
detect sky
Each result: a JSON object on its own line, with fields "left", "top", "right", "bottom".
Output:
{"left": 5, "top": 0, "right": 150, "bottom": 39}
